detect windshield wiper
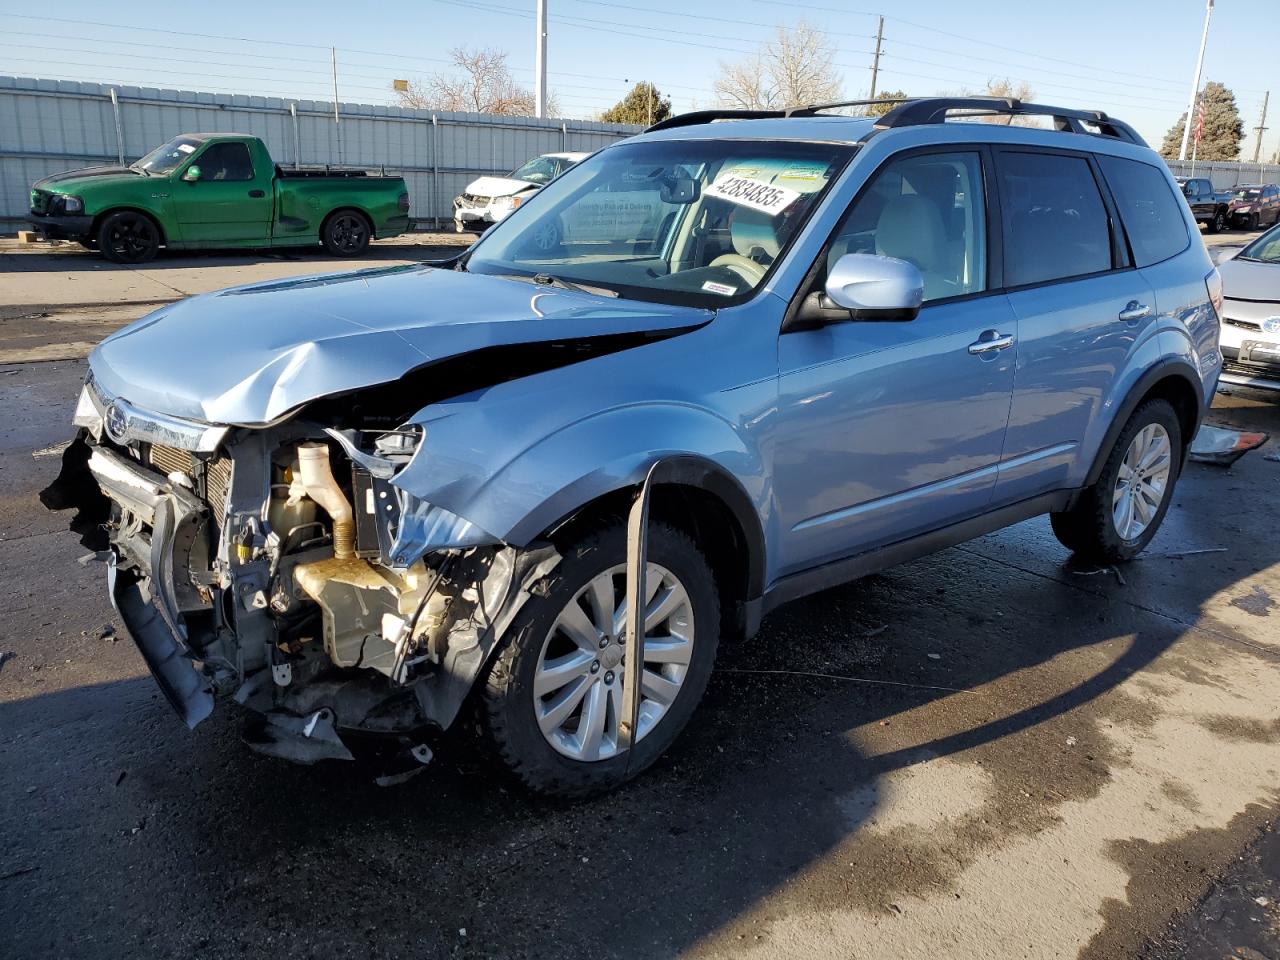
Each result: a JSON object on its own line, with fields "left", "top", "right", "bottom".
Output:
{"left": 495, "top": 272, "right": 619, "bottom": 298}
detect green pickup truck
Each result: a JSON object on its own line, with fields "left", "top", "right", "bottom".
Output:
{"left": 28, "top": 133, "right": 410, "bottom": 263}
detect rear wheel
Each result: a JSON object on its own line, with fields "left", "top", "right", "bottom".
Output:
{"left": 1208, "top": 210, "right": 1226, "bottom": 233}
{"left": 321, "top": 209, "right": 371, "bottom": 256}
{"left": 481, "top": 521, "right": 719, "bottom": 797}
{"left": 1050, "top": 398, "right": 1182, "bottom": 563}
{"left": 97, "top": 211, "right": 160, "bottom": 263}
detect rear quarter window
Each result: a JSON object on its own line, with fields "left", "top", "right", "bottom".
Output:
{"left": 1098, "top": 156, "right": 1190, "bottom": 267}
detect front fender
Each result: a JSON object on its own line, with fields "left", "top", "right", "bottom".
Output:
{"left": 393, "top": 401, "right": 769, "bottom": 556}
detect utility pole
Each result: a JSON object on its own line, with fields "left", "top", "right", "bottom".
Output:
{"left": 1179, "top": 0, "right": 1214, "bottom": 161}
{"left": 535, "top": 0, "right": 548, "bottom": 119}
{"left": 1252, "top": 91, "right": 1270, "bottom": 164}
{"left": 869, "top": 15, "right": 884, "bottom": 103}
{"left": 331, "top": 47, "right": 343, "bottom": 165}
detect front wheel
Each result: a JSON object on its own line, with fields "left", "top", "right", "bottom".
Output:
{"left": 481, "top": 521, "right": 720, "bottom": 797}
{"left": 321, "top": 209, "right": 371, "bottom": 256}
{"left": 1050, "top": 398, "right": 1183, "bottom": 563}
{"left": 97, "top": 211, "right": 160, "bottom": 263}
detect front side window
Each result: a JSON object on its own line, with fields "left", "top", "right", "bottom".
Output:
{"left": 998, "top": 151, "right": 1112, "bottom": 287}
{"left": 1098, "top": 155, "right": 1189, "bottom": 268}
{"left": 134, "top": 135, "right": 204, "bottom": 174}
{"left": 824, "top": 151, "right": 986, "bottom": 302}
{"left": 194, "top": 142, "right": 254, "bottom": 182}
{"left": 466, "top": 139, "right": 854, "bottom": 307}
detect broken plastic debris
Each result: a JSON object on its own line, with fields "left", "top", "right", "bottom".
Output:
{"left": 1188, "top": 424, "right": 1269, "bottom": 466}
{"left": 926, "top": 653, "right": 941, "bottom": 660}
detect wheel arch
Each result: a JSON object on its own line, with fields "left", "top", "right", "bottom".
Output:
{"left": 537, "top": 457, "right": 767, "bottom": 642}
{"left": 1083, "top": 359, "right": 1204, "bottom": 488}
{"left": 91, "top": 206, "right": 167, "bottom": 246}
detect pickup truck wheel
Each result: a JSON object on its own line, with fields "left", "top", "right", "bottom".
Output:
{"left": 97, "top": 211, "right": 160, "bottom": 264}
{"left": 481, "top": 521, "right": 719, "bottom": 797}
{"left": 321, "top": 209, "right": 371, "bottom": 256}
{"left": 1050, "top": 398, "right": 1182, "bottom": 563}
{"left": 1208, "top": 210, "right": 1225, "bottom": 233}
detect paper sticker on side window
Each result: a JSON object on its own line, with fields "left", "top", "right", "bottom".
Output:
{"left": 707, "top": 175, "right": 800, "bottom": 217}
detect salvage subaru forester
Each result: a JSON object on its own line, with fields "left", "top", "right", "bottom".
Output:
{"left": 43, "top": 97, "right": 1222, "bottom": 795}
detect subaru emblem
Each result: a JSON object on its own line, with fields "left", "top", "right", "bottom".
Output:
{"left": 104, "top": 401, "right": 129, "bottom": 442}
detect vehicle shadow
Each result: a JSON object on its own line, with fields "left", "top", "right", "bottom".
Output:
{"left": 0, "top": 238, "right": 470, "bottom": 272}
{"left": 2, "top": 401, "right": 1278, "bottom": 959}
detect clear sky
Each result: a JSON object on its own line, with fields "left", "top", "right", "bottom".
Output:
{"left": 1, "top": 0, "right": 1276, "bottom": 157}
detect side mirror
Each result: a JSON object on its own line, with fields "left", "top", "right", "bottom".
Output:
{"left": 788, "top": 253, "right": 923, "bottom": 330}
{"left": 182, "top": 165, "right": 202, "bottom": 182}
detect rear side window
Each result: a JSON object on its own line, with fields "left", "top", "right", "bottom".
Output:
{"left": 1098, "top": 156, "right": 1189, "bottom": 267}
{"left": 997, "top": 152, "right": 1112, "bottom": 287}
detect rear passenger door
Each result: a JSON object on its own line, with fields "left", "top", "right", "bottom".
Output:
{"left": 991, "top": 148, "right": 1157, "bottom": 504}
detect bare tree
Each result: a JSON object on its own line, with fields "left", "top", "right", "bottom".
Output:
{"left": 714, "top": 22, "right": 842, "bottom": 110}
{"left": 395, "top": 47, "right": 556, "bottom": 116}
{"left": 954, "top": 78, "right": 1036, "bottom": 125}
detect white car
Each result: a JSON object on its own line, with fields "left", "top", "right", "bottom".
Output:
{"left": 453, "top": 152, "right": 587, "bottom": 233}
{"left": 1218, "top": 223, "right": 1280, "bottom": 391}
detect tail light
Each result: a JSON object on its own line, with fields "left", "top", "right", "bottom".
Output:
{"left": 397, "top": 192, "right": 411, "bottom": 212}
{"left": 1205, "top": 267, "right": 1223, "bottom": 321}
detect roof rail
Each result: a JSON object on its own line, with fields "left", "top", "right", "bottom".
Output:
{"left": 644, "top": 98, "right": 911, "bottom": 132}
{"left": 874, "top": 97, "right": 1147, "bottom": 146}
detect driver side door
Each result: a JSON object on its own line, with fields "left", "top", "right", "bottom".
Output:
{"left": 772, "top": 147, "right": 1018, "bottom": 578}
{"left": 172, "top": 141, "right": 273, "bottom": 245}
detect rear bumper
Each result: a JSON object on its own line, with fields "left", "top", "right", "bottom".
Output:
{"left": 28, "top": 212, "right": 93, "bottom": 241}
{"left": 377, "top": 214, "right": 410, "bottom": 238}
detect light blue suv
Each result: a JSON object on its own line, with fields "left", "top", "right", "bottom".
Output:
{"left": 44, "top": 97, "right": 1223, "bottom": 794}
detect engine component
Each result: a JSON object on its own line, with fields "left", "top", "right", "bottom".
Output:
{"left": 296, "top": 442, "right": 354, "bottom": 559}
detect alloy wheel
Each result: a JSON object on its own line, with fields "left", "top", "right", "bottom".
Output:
{"left": 533, "top": 562, "right": 695, "bottom": 762}
{"left": 330, "top": 213, "right": 368, "bottom": 253}
{"left": 1112, "top": 423, "right": 1172, "bottom": 541}
{"left": 106, "top": 216, "right": 157, "bottom": 261}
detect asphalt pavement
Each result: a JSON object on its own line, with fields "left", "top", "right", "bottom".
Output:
{"left": 1, "top": 235, "right": 1279, "bottom": 960}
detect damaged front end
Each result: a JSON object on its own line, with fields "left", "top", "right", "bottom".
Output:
{"left": 43, "top": 374, "right": 559, "bottom": 768}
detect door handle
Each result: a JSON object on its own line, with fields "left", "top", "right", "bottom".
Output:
{"left": 967, "top": 330, "right": 1016, "bottom": 355}
{"left": 1118, "top": 301, "right": 1151, "bottom": 323}
{"left": 248, "top": 189, "right": 265, "bottom": 198}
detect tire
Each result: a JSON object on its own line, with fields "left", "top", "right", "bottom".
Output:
{"left": 1207, "top": 210, "right": 1226, "bottom": 233}
{"left": 321, "top": 209, "right": 372, "bottom": 256}
{"left": 481, "top": 520, "right": 720, "bottom": 797}
{"left": 96, "top": 211, "right": 160, "bottom": 263}
{"left": 1251, "top": 213, "right": 1261, "bottom": 231}
{"left": 1050, "top": 398, "right": 1183, "bottom": 563}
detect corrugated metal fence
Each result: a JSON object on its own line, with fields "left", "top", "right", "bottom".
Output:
{"left": 0, "top": 75, "right": 641, "bottom": 230}
{"left": 1165, "top": 159, "right": 1280, "bottom": 190}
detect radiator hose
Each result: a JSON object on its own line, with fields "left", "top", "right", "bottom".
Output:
{"left": 296, "top": 442, "right": 355, "bottom": 560}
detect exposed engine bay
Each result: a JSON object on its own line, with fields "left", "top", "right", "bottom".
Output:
{"left": 43, "top": 373, "right": 560, "bottom": 772}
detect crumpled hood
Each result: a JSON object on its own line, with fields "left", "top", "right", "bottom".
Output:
{"left": 89, "top": 264, "right": 711, "bottom": 425}
{"left": 464, "top": 176, "right": 538, "bottom": 199}
{"left": 34, "top": 165, "right": 145, "bottom": 192}
{"left": 1219, "top": 255, "right": 1280, "bottom": 304}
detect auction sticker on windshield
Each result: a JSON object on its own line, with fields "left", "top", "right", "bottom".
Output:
{"left": 707, "top": 174, "right": 800, "bottom": 216}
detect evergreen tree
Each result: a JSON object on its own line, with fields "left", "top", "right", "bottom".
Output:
{"left": 601, "top": 83, "right": 672, "bottom": 125}
{"left": 1160, "top": 81, "right": 1244, "bottom": 161}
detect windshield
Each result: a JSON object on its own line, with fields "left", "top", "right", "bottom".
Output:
{"left": 134, "top": 135, "right": 204, "bottom": 174}
{"left": 509, "top": 156, "right": 562, "bottom": 185}
{"left": 1235, "top": 188, "right": 1264, "bottom": 199}
{"left": 1239, "top": 223, "right": 1280, "bottom": 263}
{"left": 467, "top": 139, "right": 854, "bottom": 307}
